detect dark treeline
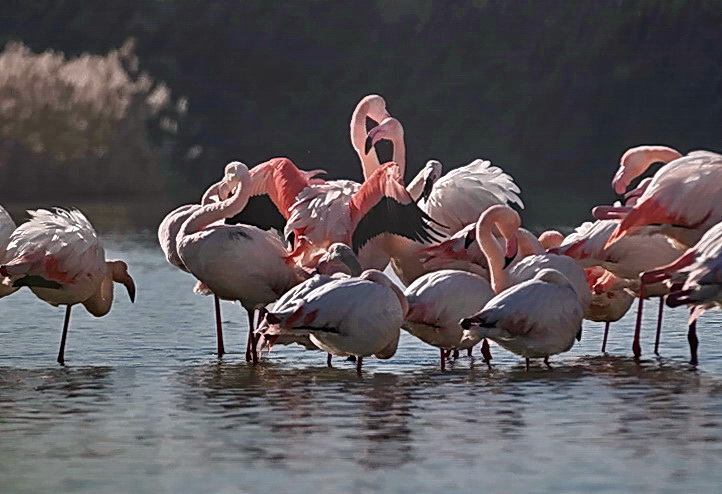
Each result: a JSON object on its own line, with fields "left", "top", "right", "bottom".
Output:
{"left": 1, "top": 0, "right": 720, "bottom": 227}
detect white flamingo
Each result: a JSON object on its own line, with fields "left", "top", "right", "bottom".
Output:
{"left": 460, "top": 268, "right": 585, "bottom": 370}
{"left": 0, "top": 208, "right": 136, "bottom": 364}
{"left": 261, "top": 269, "right": 407, "bottom": 373}
{"left": 158, "top": 180, "right": 230, "bottom": 356}
{"left": 176, "top": 161, "right": 307, "bottom": 364}
{"left": 403, "top": 269, "right": 494, "bottom": 369}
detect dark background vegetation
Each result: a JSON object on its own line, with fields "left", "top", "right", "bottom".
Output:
{"left": 1, "top": 0, "right": 720, "bottom": 228}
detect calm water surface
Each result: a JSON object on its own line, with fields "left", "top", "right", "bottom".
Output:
{"left": 2, "top": 232, "right": 722, "bottom": 493}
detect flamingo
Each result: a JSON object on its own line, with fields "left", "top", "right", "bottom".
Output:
{"left": 550, "top": 218, "right": 682, "bottom": 358}
{"left": 460, "top": 268, "right": 585, "bottom": 370}
{"left": 176, "top": 161, "right": 308, "bottom": 364}
{"left": 402, "top": 269, "right": 494, "bottom": 369}
{"left": 584, "top": 266, "right": 634, "bottom": 352}
{"left": 0, "top": 206, "right": 19, "bottom": 299}
{"left": 0, "top": 208, "right": 136, "bottom": 364}
{"left": 602, "top": 148, "right": 722, "bottom": 249}
{"left": 257, "top": 243, "right": 363, "bottom": 362}
{"left": 158, "top": 179, "right": 230, "bottom": 356}
{"left": 261, "top": 269, "right": 406, "bottom": 373}
{"left": 642, "top": 220, "right": 722, "bottom": 364}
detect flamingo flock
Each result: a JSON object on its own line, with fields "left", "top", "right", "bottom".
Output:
{"left": 2, "top": 95, "right": 721, "bottom": 372}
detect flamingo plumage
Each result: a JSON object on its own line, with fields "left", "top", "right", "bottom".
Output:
{"left": 0, "top": 206, "right": 19, "bottom": 299}
{"left": 0, "top": 208, "right": 136, "bottom": 364}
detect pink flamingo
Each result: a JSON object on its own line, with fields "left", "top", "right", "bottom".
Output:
{"left": 583, "top": 266, "right": 634, "bottom": 352}
{"left": 602, "top": 147, "right": 722, "bottom": 249}
{"left": 158, "top": 180, "right": 230, "bottom": 356}
{"left": 550, "top": 218, "right": 682, "bottom": 358}
{"left": 261, "top": 269, "right": 407, "bottom": 373}
{"left": 0, "top": 208, "right": 136, "bottom": 364}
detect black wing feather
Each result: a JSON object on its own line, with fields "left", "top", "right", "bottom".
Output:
{"left": 351, "top": 197, "right": 445, "bottom": 253}
{"left": 224, "top": 195, "right": 286, "bottom": 231}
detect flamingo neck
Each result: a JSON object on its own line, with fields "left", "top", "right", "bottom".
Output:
{"left": 181, "top": 172, "right": 251, "bottom": 236}
{"left": 477, "top": 218, "right": 511, "bottom": 294}
{"left": 391, "top": 134, "right": 406, "bottom": 181}
{"left": 614, "top": 146, "right": 682, "bottom": 194}
{"left": 200, "top": 180, "right": 227, "bottom": 205}
{"left": 351, "top": 102, "right": 381, "bottom": 181}
{"left": 406, "top": 168, "right": 426, "bottom": 201}
{"left": 82, "top": 263, "right": 115, "bottom": 317}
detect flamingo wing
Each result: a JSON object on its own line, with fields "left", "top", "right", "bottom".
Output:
{"left": 350, "top": 163, "right": 444, "bottom": 252}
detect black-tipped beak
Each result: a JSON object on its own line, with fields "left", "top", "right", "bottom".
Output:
{"left": 421, "top": 175, "right": 435, "bottom": 202}
{"left": 576, "top": 326, "right": 582, "bottom": 342}
{"left": 459, "top": 318, "right": 472, "bottom": 330}
{"left": 124, "top": 277, "right": 136, "bottom": 303}
{"left": 503, "top": 255, "right": 515, "bottom": 269}
{"left": 364, "top": 135, "right": 374, "bottom": 155}
{"left": 464, "top": 232, "right": 475, "bottom": 249}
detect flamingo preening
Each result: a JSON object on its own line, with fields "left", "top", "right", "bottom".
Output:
{"left": 0, "top": 208, "right": 136, "bottom": 364}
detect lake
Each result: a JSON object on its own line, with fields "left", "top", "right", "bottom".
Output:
{"left": 2, "top": 231, "right": 722, "bottom": 493}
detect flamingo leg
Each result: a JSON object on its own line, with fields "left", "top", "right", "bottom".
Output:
{"left": 481, "top": 339, "right": 493, "bottom": 368}
{"left": 544, "top": 356, "right": 552, "bottom": 369}
{"left": 525, "top": 358, "right": 530, "bottom": 372}
{"left": 653, "top": 296, "right": 664, "bottom": 356}
{"left": 57, "top": 305, "right": 72, "bottom": 365}
{"left": 440, "top": 348, "right": 446, "bottom": 370}
{"left": 601, "top": 321, "right": 610, "bottom": 353}
{"left": 327, "top": 353, "right": 333, "bottom": 367}
{"left": 467, "top": 347, "right": 473, "bottom": 357}
{"left": 214, "top": 295, "right": 224, "bottom": 357}
{"left": 688, "top": 313, "right": 698, "bottom": 366}
{"left": 632, "top": 284, "right": 645, "bottom": 360}
{"left": 356, "top": 356, "right": 363, "bottom": 374}
{"left": 452, "top": 349, "right": 459, "bottom": 359}
{"left": 245, "top": 308, "right": 258, "bottom": 364}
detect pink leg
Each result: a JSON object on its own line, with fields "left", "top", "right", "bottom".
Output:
{"left": 632, "top": 285, "right": 645, "bottom": 360}
{"left": 601, "top": 321, "right": 610, "bottom": 353}
{"left": 57, "top": 305, "right": 72, "bottom": 365}
{"left": 688, "top": 312, "right": 698, "bottom": 366}
{"left": 356, "top": 356, "right": 363, "bottom": 373}
{"left": 654, "top": 296, "right": 664, "bottom": 356}
{"left": 214, "top": 295, "right": 224, "bottom": 357}
{"left": 440, "top": 348, "right": 446, "bottom": 370}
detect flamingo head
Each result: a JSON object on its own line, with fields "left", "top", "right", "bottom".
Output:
{"left": 316, "top": 243, "right": 362, "bottom": 277}
{"left": 357, "top": 94, "right": 391, "bottom": 123}
{"left": 419, "top": 160, "right": 443, "bottom": 202}
{"left": 612, "top": 146, "right": 682, "bottom": 195}
{"left": 109, "top": 260, "right": 136, "bottom": 303}
{"left": 223, "top": 161, "right": 250, "bottom": 188}
{"left": 365, "top": 117, "right": 404, "bottom": 155}
{"left": 538, "top": 230, "right": 564, "bottom": 250}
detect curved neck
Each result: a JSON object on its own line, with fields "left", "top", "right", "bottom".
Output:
{"left": 387, "top": 280, "right": 409, "bottom": 317}
{"left": 477, "top": 218, "right": 511, "bottom": 294}
{"left": 391, "top": 133, "right": 406, "bottom": 181}
{"left": 181, "top": 172, "right": 251, "bottom": 235}
{"left": 351, "top": 102, "right": 382, "bottom": 181}
{"left": 82, "top": 264, "right": 114, "bottom": 317}
{"left": 406, "top": 168, "right": 426, "bottom": 201}
{"left": 200, "top": 180, "right": 226, "bottom": 205}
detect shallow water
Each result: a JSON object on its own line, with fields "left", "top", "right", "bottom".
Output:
{"left": 2, "top": 232, "right": 722, "bottom": 493}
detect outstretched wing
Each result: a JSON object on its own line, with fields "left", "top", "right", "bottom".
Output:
{"left": 350, "top": 163, "right": 444, "bottom": 252}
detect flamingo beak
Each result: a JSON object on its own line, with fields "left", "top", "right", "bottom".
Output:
{"left": 576, "top": 327, "right": 583, "bottom": 342}
{"left": 123, "top": 275, "right": 136, "bottom": 303}
{"left": 503, "top": 236, "right": 518, "bottom": 268}
{"left": 464, "top": 231, "right": 476, "bottom": 249}
{"left": 421, "top": 174, "right": 435, "bottom": 202}
{"left": 364, "top": 134, "right": 375, "bottom": 155}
